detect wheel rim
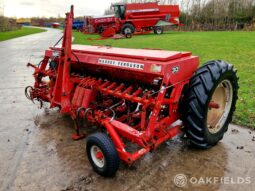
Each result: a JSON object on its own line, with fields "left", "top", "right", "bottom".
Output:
{"left": 125, "top": 28, "right": 131, "bottom": 34}
{"left": 157, "top": 29, "right": 161, "bottom": 34}
{"left": 90, "top": 145, "right": 105, "bottom": 168}
{"left": 207, "top": 80, "right": 233, "bottom": 134}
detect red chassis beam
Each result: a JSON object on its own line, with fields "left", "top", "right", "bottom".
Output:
{"left": 102, "top": 118, "right": 182, "bottom": 164}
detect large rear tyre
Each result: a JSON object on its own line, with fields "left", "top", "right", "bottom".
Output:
{"left": 182, "top": 60, "right": 238, "bottom": 149}
{"left": 86, "top": 132, "right": 120, "bottom": 177}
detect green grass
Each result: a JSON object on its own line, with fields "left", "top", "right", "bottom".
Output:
{"left": 0, "top": 27, "right": 46, "bottom": 41}
{"left": 73, "top": 31, "right": 255, "bottom": 128}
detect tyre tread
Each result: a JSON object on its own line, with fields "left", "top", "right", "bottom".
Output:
{"left": 182, "top": 60, "right": 238, "bottom": 149}
{"left": 86, "top": 132, "right": 120, "bottom": 177}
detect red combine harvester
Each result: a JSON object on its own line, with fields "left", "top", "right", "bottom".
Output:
{"left": 26, "top": 6, "right": 238, "bottom": 177}
{"left": 111, "top": 2, "right": 181, "bottom": 35}
{"left": 84, "top": 2, "right": 181, "bottom": 37}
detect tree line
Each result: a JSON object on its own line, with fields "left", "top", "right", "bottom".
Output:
{"left": 105, "top": 0, "right": 255, "bottom": 31}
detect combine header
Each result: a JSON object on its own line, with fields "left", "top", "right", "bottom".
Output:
{"left": 26, "top": 6, "right": 238, "bottom": 177}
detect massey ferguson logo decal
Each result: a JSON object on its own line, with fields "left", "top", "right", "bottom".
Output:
{"left": 98, "top": 58, "right": 144, "bottom": 70}
{"left": 172, "top": 66, "right": 180, "bottom": 73}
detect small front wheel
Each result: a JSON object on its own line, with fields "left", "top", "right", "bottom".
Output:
{"left": 121, "top": 23, "right": 135, "bottom": 35}
{"left": 154, "top": 26, "right": 164, "bottom": 35}
{"left": 86, "top": 132, "right": 120, "bottom": 177}
{"left": 97, "top": 26, "right": 104, "bottom": 34}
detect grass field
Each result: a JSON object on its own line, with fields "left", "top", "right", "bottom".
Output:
{"left": 73, "top": 31, "right": 255, "bottom": 128}
{"left": 0, "top": 27, "right": 46, "bottom": 41}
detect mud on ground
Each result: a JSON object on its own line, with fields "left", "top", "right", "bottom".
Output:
{"left": 3, "top": 109, "right": 255, "bottom": 191}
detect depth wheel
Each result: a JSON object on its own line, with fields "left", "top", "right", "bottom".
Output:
{"left": 86, "top": 132, "right": 120, "bottom": 177}
{"left": 183, "top": 60, "right": 238, "bottom": 149}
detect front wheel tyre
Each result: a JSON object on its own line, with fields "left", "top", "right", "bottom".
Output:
{"left": 121, "top": 23, "right": 135, "bottom": 35}
{"left": 86, "top": 132, "right": 120, "bottom": 177}
{"left": 154, "top": 26, "right": 164, "bottom": 35}
{"left": 182, "top": 60, "right": 239, "bottom": 149}
{"left": 97, "top": 26, "right": 104, "bottom": 34}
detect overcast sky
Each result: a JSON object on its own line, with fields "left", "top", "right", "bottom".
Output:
{"left": 1, "top": 0, "right": 120, "bottom": 18}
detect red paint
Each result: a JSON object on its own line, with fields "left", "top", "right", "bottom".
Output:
{"left": 96, "top": 152, "right": 104, "bottom": 160}
{"left": 121, "top": 2, "right": 181, "bottom": 28}
{"left": 209, "top": 101, "right": 220, "bottom": 109}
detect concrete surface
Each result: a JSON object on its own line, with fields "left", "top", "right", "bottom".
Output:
{"left": 0, "top": 28, "right": 254, "bottom": 191}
